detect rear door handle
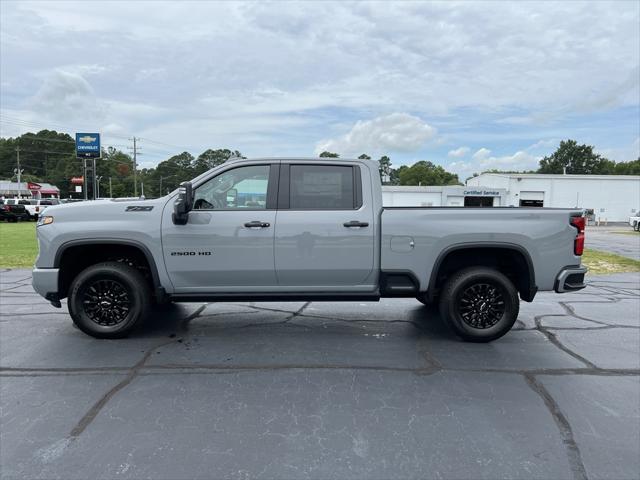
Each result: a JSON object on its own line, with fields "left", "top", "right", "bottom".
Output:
{"left": 343, "top": 220, "right": 369, "bottom": 228}
{"left": 244, "top": 220, "right": 270, "bottom": 228}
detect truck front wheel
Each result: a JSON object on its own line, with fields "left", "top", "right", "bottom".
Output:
{"left": 439, "top": 267, "right": 519, "bottom": 343}
{"left": 68, "top": 262, "right": 151, "bottom": 339}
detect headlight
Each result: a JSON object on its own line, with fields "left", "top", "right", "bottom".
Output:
{"left": 37, "top": 216, "right": 54, "bottom": 226}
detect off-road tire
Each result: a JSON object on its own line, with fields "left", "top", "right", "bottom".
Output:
{"left": 68, "top": 261, "right": 151, "bottom": 339}
{"left": 439, "top": 267, "right": 519, "bottom": 342}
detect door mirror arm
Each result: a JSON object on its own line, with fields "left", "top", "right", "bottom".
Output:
{"left": 172, "top": 181, "right": 193, "bottom": 225}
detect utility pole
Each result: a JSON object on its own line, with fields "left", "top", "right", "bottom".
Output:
{"left": 92, "top": 158, "right": 98, "bottom": 200}
{"left": 128, "top": 137, "right": 142, "bottom": 197}
{"left": 83, "top": 159, "right": 88, "bottom": 200}
{"left": 15, "top": 147, "right": 22, "bottom": 196}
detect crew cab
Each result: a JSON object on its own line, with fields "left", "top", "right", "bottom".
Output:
{"left": 32, "top": 158, "right": 587, "bottom": 341}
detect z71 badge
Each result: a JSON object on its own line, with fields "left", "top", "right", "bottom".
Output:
{"left": 126, "top": 206, "right": 154, "bottom": 212}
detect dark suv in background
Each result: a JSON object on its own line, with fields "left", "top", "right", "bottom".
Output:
{"left": 0, "top": 199, "right": 30, "bottom": 222}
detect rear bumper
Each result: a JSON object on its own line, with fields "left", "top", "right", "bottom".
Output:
{"left": 31, "top": 267, "right": 59, "bottom": 298}
{"left": 554, "top": 266, "right": 588, "bottom": 293}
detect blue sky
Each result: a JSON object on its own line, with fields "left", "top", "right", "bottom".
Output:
{"left": 1, "top": 1, "right": 638, "bottom": 177}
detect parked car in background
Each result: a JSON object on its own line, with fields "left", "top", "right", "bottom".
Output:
{"left": 0, "top": 199, "right": 30, "bottom": 222}
{"left": 3, "top": 198, "right": 60, "bottom": 220}
{"left": 629, "top": 212, "right": 640, "bottom": 231}
{"left": 31, "top": 199, "right": 60, "bottom": 220}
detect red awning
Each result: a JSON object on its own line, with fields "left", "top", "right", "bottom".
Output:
{"left": 39, "top": 189, "right": 59, "bottom": 194}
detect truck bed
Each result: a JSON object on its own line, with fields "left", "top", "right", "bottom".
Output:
{"left": 380, "top": 207, "right": 583, "bottom": 292}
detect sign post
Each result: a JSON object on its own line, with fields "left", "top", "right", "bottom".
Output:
{"left": 75, "top": 133, "right": 101, "bottom": 200}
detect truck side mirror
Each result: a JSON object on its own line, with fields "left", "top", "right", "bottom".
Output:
{"left": 172, "top": 181, "right": 193, "bottom": 225}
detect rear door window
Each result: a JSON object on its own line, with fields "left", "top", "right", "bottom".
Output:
{"left": 289, "top": 165, "right": 355, "bottom": 209}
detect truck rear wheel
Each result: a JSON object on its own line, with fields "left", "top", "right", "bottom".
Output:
{"left": 439, "top": 267, "right": 519, "bottom": 343}
{"left": 68, "top": 261, "right": 151, "bottom": 339}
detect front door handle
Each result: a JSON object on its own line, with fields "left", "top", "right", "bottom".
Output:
{"left": 244, "top": 220, "right": 271, "bottom": 228}
{"left": 343, "top": 220, "right": 369, "bottom": 228}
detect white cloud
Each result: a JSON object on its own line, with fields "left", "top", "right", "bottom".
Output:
{"left": 472, "top": 148, "right": 491, "bottom": 161}
{"left": 597, "top": 137, "right": 640, "bottom": 162}
{"left": 0, "top": 1, "right": 638, "bottom": 166}
{"left": 528, "top": 139, "right": 558, "bottom": 150}
{"left": 478, "top": 151, "right": 539, "bottom": 171}
{"left": 448, "top": 146, "right": 470, "bottom": 158}
{"left": 449, "top": 150, "right": 540, "bottom": 178}
{"left": 28, "top": 70, "right": 107, "bottom": 124}
{"left": 314, "top": 113, "right": 436, "bottom": 156}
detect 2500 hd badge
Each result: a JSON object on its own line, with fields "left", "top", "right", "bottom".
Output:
{"left": 170, "top": 251, "right": 212, "bottom": 256}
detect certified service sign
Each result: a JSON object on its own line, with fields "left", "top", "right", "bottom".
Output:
{"left": 75, "top": 133, "right": 101, "bottom": 158}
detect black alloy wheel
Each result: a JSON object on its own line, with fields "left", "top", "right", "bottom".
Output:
{"left": 82, "top": 279, "right": 131, "bottom": 327}
{"left": 456, "top": 282, "right": 505, "bottom": 329}
{"left": 68, "top": 261, "right": 151, "bottom": 338}
{"left": 439, "top": 267, "right": 519, "bottom": 342}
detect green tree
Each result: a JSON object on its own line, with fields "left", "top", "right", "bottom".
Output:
{"left": 319, "top": 151, "right": 339, "bottom": 158}
{"left": 0, "top": 130, "right": 79, "bottom": 196}
{"left": 378, "top": 155, "right": 392, "bottom": 184}
{"left": 192, "top": 149, "right": 242, "bottom": 176}
{"left": 97, "top": 148, "right": 136, "bottom": 198}
{"left": 538, "top": 140, "right": 612, "bottom": 174}
{"left": 613, "top": 158, "right": 640, "bottom": 175}
{"left": 357, "top": 154, "right": 371, "bottom": 160}
{"left": 398, "top": 161, "right": 459, "bottom": 186}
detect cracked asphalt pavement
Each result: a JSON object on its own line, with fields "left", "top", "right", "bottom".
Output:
{"left": 1, "top": 270, "right": 639, "bottom": 479}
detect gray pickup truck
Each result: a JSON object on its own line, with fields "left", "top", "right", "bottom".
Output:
{"left": 32, "top": 157, "right": 587, "bottom": 341}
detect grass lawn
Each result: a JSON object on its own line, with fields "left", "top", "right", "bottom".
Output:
{"left": 582, "top": 248, "right": 640, "bottom": 275}
{"left": 1, "top": 222, "right": 639, "bottom": 275}
{"left": 0, "top": 221, "right": 37, "bottom": 268}
{"left": 612, "top": 230, "right": 640, "bottom": 236}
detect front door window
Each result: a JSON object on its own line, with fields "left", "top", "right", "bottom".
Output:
{"left": 193, "top": 165, "right": 270, "bottom": 210}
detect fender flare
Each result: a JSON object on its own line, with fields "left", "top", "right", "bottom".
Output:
{"left": 54, "top": 238, "right": 163, "bottom": 293}
{"left": 426, "top": 242, "right": 537, "bottom": 302}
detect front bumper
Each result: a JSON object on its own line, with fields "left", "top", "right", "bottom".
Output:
{"left": 554, "top": 266, "right": 588, "bottom": 293}
{"left": 31, "top": 267, "right": 59, "bottom": 298}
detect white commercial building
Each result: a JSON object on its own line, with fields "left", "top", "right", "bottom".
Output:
{"left": 0, "top": 181, "right": 60, "bottom": 199}
{"left": 466, "top": 173, "right": 640, "bottom": 222}
{"left": 383, "top": 186, "right": 506, "bottom": 207}
{"left": 382, "top": 174, "right": 639, "bottom": 222}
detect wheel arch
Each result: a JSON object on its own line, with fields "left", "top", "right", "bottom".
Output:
{"left": 427, "top": 242, "right": 537, "bottom": 303}
{"left": 54, "top": 239, "right": 163, "bottom": 299}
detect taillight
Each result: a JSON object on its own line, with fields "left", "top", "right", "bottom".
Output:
{"left": 570, "top": 216, "right": 585, "bottom": 256}
{"left": 2, "top": 205, "right": 9, "bottom": 211}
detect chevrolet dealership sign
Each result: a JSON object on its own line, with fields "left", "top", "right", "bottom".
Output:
{"left": 75, "top": 133, "right": 101, "bottom": 158}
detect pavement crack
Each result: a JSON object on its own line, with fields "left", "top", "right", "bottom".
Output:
{"left": 534, "top": 315, "right": 598, "bottom": 369}
{"left": 68, "top": 305, "right": 207, "bottom": 438}
{"left": 68, "top": 337, "right": 173, "bottom": 438}
{"left": 238, "top": 301, "right": 311, "bottom": 329}
{"left": 524, "top": 374, "right": 588, "bottom": 480}
{"left": 559, "top": 301, "right": 622, "bottom": 326}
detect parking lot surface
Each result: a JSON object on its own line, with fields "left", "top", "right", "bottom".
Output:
{"left": 586, "top": 226, "right": 640, "bottom": 260}
{"left": 1, "top": 269, "right": 639, "bottom": 480}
